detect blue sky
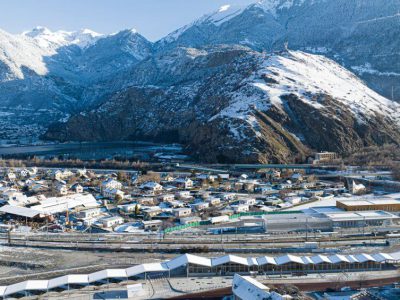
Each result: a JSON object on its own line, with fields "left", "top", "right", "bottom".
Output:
{"left": 0, "top": 0, "right": 256, "bottom": 41}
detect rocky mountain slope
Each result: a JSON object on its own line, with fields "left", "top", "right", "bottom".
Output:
{"left": 0, "top": 27, "right": 152, "bottom": 125}
{"left": 0, "top": 26, "right": 153, "bottom": 142}
{"left": 1, "top": 0, "right": 400, "bottom": 162}
{"left": 158, "top": 0, "right": 400, "bottom": 101}
{"left": 45, "top": 47, "right": 400, "bottom": 163}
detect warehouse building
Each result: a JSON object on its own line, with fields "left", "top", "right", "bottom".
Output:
{"left": 337, "top": 198, "right": 400, "bottom": 212}
{"left": 262, "top": 208, "right": 399, "bottom": 233}
{"left": 323, "top": 210, "right": 399, "bottom": 228}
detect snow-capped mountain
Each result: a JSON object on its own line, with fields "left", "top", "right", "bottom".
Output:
{"left": 22, "top": 26, "right": 103, "bottom": 49}
{"left": 45, "top": 47, "right": 400, "bottom": 163}
{"left": 1, "top": 0, "right": 400, "bottom": 162}
{"left": 158, "top": 0, "right": 400, "bottom": 102}
{"left": 0, "top": 26, "right": 153, "bottom": 139}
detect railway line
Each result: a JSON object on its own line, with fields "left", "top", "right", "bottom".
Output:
{"left": 0, "top": 233, "right": 390, "bottom": 253}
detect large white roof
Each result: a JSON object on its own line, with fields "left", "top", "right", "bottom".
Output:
{"left": 0, "top": 251, "right": 396, "bottom": 297}
{"left": 31, "top": 193, "right": 98, "bottom": 214}
{"left": 0, "top": 205, "right": 42, "bottom": 218}
{"left": 275, "top": 254, "right": 304, "bottom": 265}
{"left": 256, "top": 256, "right": 277, "bottom": 265}
{"left": 166, "top": 254, "right": 212, "bottom": 269}
{"left": 212, "top": 255, "right": 249, "bottom": 266}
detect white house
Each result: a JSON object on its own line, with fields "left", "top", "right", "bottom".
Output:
{"left": 141, "top": 220, "right": 163, "bottom": 231}
{"left": 173, "top": 207, "right": 192, "bottom": 218}
{"left": 6, "top": 172, "right": 16, "bottom": 181}
{"left": 101, "top": 216, "right": 124, "bottom": 228}
{"left": 53, "top": 170, "right": 74, "bottom": 181}
{"left": 239, "top": 198, "right": 256, "bottom": 206}
{"left": 158, "top": 194, "right": 175, "bottom": 202}
{"left": 103, "top": 188, "right": 124, "bottom": 200}
{"left": 140, "top": 182, "right": 163, "bottom": 193}
{"left": 197, "top": 174, "right": 216, "bottom": 182}
{"left": 175, "top": 191, "right": 192, "bottom": 199}
{"left": 119, "top": 203, "right": 140, "bottom": 214}
{"left": 232, "top": 204, "right": 249, "bottom": 213}
{"left": 192, "top": 202, "right": 209, "bottom": 211}
{"left": 101, "top": 179, "right": 122, "bottom": 193}
{"left": 55, "top": 183, "right": 68, "bottom": 196}
{"left": 174, "top": 178, "right": 193, "bottom": 189}
{"left": 206, "top": 197, "right": 221, "bottom": 206}
{"left": 180, "top": 216, "right": 202, "bottom": 225}
{"left": 76, "top": 208, "right": 101, "bottom": 219}
{"left": 285, "top": 197, "right": 302, "bottom": 205}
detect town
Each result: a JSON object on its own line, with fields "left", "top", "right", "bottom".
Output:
{"left": 0, "top": 152, "right": 399, "bottom": 299}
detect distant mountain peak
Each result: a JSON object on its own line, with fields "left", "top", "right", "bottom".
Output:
{"left": 22, "top": 26, "right": 52, "bottom": 38}
{"left": 218, "top": 4, "right": 232, "bottom": 12}
{"left": 21, "top": 26, "right": 104, "bottom": 49}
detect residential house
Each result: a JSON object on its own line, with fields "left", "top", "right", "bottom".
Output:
{"left": 101, "top": 179, "right": 122, "bottom": 193}
{"left": 76, "top": 208, "right": 101, "bottom": 219}
{"left": 101, "top": 216, "right": 124, "bottom": 228}
{"left": 55, "top": 183, "right": 68, "bottom": 196}
{"left": 6, "top": 172, "right": 16, "bottom": 181}
{"left": 119, "top": 203, "right": 140, "bottom": 214}
{"left": 140, "top": 182, "right": 163, "bottom": 193}
{"left": 71, "top": 184, "right": 83, "bottom": 193}
{"left": 141, "top": 220, "right": 163, "bottom": 231}
{"left": 180, "top": 216, "right": 201, "bottom": 225}
{"left": 173, "top": 207, "right": 192, "bottom": 218}
{"left": 142, "top": 206, "right": 162, "bottom": 218}
{"left": 232, "top": 204, "right": 249, "bottom": 213}
{"left": 103, "top": 188, "right": 124, "bottom": 200}
{"left": 192, "top": 202, "right": 209, "bottom": 211}
{"left": 158, "top": 194, "right": 175, "bottom": 202}
{"left": 175, "top": 191, "right": 192, "bottom": 200}
{"left": 174, "top": 178, "right": 193, "bottom": 189}
{"left": 239, "top": 198, "right": 256, "bottom": 206}
{"left": 206, "top": 197, "right": 221, "bottom": 206}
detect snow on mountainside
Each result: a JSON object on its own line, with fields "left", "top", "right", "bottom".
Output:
{"left": 214, "top": 51, "right": 400, "bottom": 127}
{"left": 160, "top": 0, "right": 309, "bottom": 43}
{"left": 0, "top": 28, "right": 54, "bottom": 79}
{"left": 22, "top": 26, "right": 103, "bottom": 49}
{"left": 45, "top": 47, "right": 400, "bottom": 163}
{"left": 157, "top": 0, "right": 400, "bottom": 102}
{"left": 1, "top": 0, "right": 400, "bottom": 161}
{"left": 0, "top": 26, "right": 153, "bottom": 142}
{"left": 0, "top": 27, "right": 103, "bottom": 80}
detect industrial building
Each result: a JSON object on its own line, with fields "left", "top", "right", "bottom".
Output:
{"left": 315, "top": 152, "right": 337, "bottom": 161}
{"left": 0, "top": 252, "right": 398, "bottom": 299}
{"left": 262, "top": 208, "right": 400, "bottom": 233}
{"left": 336, "top": 198, "right": 400, "bottom": 212}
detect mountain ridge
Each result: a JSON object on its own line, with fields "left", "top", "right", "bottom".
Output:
{"left": 44, "top": 47, "right": 400, "bottom": 163}
{"left": 0, "top": 0, "right": 400, "bottom": 162}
